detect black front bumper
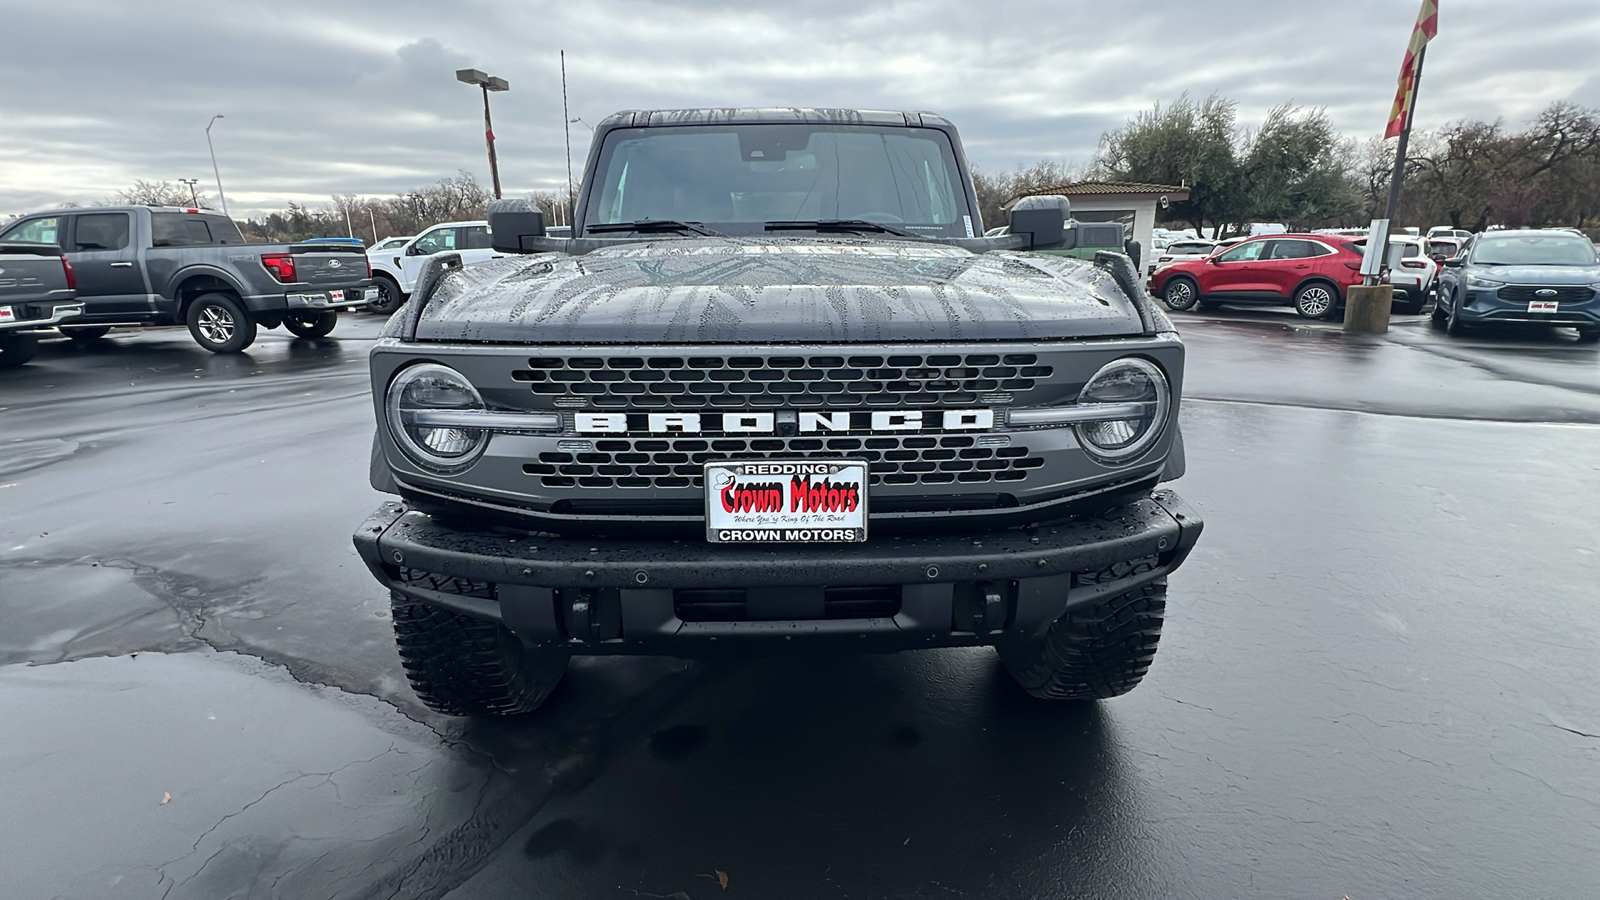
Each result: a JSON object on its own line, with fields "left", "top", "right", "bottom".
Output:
{"left": 353, "top": 490, "right": 1203, "bottom": 655}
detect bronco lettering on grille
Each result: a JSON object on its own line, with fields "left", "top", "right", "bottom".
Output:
{"left": 574, "top": 409, "right": 994, "bottom": 435}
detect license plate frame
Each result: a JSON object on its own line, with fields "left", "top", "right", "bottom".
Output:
{"left": 705, "top": 459, "right": 868, "bottom": 544}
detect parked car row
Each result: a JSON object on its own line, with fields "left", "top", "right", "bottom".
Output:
{"left": 1145, "top": 226, "right": 1600, "bottom": 341}
{"left": 0, "top": 206, "right": 378, "bottom": 355}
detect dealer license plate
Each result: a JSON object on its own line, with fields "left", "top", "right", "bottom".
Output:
{"left": 329, "top": 289, "right": 345, "bottom": 302}
{"left": 0, "top": 306, "right": 14, "bottom": 322}
{"left": 706, "top": 459, "right": 868, "bottom": 543}
{"left": 1527, "top": 300, "right": 1558, "bottom": 313}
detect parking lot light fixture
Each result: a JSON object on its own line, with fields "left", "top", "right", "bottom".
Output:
{"left": 456, "top": 68, "right": 509, "bottom": 199}
{"left": 205, "top": 114, "right": 229, "bottom": 218}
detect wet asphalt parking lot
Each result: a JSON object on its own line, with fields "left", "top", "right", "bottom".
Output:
{"left": 1, "top": 308, "right": 1596, "bottom": 899}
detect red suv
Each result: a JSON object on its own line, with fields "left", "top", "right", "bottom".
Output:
{"left": 1150, "top": 234, "right": 1365, "bottom": 319}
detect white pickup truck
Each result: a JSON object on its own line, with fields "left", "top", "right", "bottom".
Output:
{"left": 366, "top": 221, "right": 500, "bottom": 313}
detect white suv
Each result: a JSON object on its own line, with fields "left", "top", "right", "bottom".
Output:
{"left": 367, "top": 221, "right": 503, "bottom": 314}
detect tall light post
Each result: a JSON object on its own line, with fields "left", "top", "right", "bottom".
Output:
{"left": 205, "top": 115, "right": 230, "bottom": 218}
{"left": 455, "top": 68, "right": 509, "bottom": 199}
{"left": 178, "top": 178, "right": 200, "bottom": 207}
{"left": 366, "top": 207, "right": 378, "bottom": 245}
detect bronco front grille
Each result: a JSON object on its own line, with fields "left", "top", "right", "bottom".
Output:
{"left": 522, "top": 435, "right": 1043, "bottom": 489}
{"left": 1496, "top": 285, "right": 1594, "bottom": 303}
{"left": 510, "top": 353, "right": 1054, "bottom": 410}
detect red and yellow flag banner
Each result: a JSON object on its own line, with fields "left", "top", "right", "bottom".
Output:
{"left": 1385, "top": 0, "right": 1440, "bottom": 138}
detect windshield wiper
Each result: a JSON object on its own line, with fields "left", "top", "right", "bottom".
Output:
{"left": 587, "top": 220, "right": 724, "bottom": 237}
{"left": 765, "top": 219, "right": 919, "bottom": 238}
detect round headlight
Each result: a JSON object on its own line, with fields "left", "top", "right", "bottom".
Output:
{"left": 1074, "top": 358, "right": 1170, "bottom": 464}
{"left": 385, "top": 363, "right": 489, "bottom": 473}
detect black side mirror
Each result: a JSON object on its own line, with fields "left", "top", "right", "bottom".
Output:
{"left": 1007, "top": 195, "right": 1070, "bottom": 250}
{"left": 1443, "top": 257, "right": 1465, "bottom": 268}
{"left": 488, "top": 199, "right": 547, "bottom": 253}
{"left": 405, "top": 243, "right": 428, "bottom": 257}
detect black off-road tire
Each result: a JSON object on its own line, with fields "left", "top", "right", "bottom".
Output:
{"left": 1162, "top": 277, "right": 1201, "bottom": 311}
{"left": 391, "top": 573, "right": 569, "bottom": 716}
{"left": 0, "top": 333, "right": 38, "bottom": 368}
{"left": 284, "top": 310, "right": 338, "bottom": 338}
{"left": 60, "top": 325, "right": 111, "bottom": 341}
{"left": 186, "top": 292, "right": 257, "bottom": 353}
{"left": 1293, "top": 282, "right": 1340, "bottom": 319}
{"left": 368, "top": 274, "right": 405, "bottom": 315}
{"left": 1000, "top": 581, "right": 1167, "bottom": 700}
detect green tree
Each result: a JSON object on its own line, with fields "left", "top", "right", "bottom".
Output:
{"left": 1098, "top": 93, "right": 1245, "bottom": 236}
{"left": 1239, "top": 104, "right": 1362, "bottom": 227}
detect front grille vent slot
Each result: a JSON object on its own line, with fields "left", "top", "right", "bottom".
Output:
{"left": 522, "top": 435, "right": 1042, "bottom": 489}
{"left": 511, "top": 353, "right": 1052, "bottom": 410}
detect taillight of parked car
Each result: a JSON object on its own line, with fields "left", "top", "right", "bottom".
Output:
{"left": 365, "top": 255, "right": 372, "bottom": 278}
{"left": 260, "top": 254, "right": 297, "bottom": 283}
{"left": 1401, "top": 259, "right": 1429, "bottom": 269}
{"left": 60, "top": 255, "right": 76, "bottom": 290}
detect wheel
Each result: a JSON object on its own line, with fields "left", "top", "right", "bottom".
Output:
{"left": 367, "top": 274, "right": 405, "bottom": 315}
{"left": 1162, "top": 277, "right": 1200, "bottom": 311}
{"left": 1293, "top": 282, "right": 1339, "bottom": 319}
{"left": 284, "top": 310, "right": 338, "bottom": 338}
{"left": 0, "top": 333, "right": 38, "bottom": 368}
{"left": 1577, "top": 326, "right": 1600, "bottom": 344}
{"left": 999, "top": 581, "right": 1166, "bottom": 700}
{"left": 185, "top": 292, "right": 257, "bottom": 353}
{"left": 1430, "top": 293, "right": 1449, "bottom": 325}
{"left": 1445, "top": 295, "right": 1468, "bottom": 336}
{"left": 391, "top": 572, "right": 569, "bottom": 716}
{"left": 59, "top": 325, "right": 111, "bottom": 341}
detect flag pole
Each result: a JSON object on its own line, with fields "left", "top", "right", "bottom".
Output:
{"left": 1383, "top": 45, "right": 1427, "bottom": 225}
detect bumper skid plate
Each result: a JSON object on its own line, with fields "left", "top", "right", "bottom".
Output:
{"left": 353, "top": 490, "right": 1202, "bottom": 654}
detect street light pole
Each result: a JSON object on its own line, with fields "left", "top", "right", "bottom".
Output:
{"left": 178, "top": 178, "right": 200, "bottom": 207}
{"left": 205, "top": 115, "right": 230, "bottom": 218}
{"left": 456, "top": 68, "right": 509, "bottom": 199}
{"left": 366, "top": 208, "right": 378, "bottom": 245}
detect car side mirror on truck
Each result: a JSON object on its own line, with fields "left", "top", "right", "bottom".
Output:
{"left": 488, "top": 199, "right": 547, "bottom": 253}
{"left": 1007, "top": 195, "right": 1071, "bottom": 250}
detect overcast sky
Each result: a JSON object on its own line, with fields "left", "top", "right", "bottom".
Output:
{"left": 5, "top": 0, "right": 1600, "bottom": 220}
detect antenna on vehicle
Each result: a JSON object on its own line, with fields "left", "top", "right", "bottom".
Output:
{"left": 561, "top": 50, "right": 575, "bottom": 229}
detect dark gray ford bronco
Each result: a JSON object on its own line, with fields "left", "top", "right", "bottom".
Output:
{"left": 354, "top": 108, "right": 1203, "bottom": 716}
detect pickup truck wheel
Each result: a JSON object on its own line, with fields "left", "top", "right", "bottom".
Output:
{"left": 368, "top": 274, "right": 405, "bottom": 315}
{"left": 284, "top": 311, "right": 338, "bottom": 338}
{"left": 999, "top": 582, "right": 1166, "bottom": 700}
{"left": 1293, "top": 282, "right": 1339, "bottom": 319}
{"left": 0, "top": 333, "right": 39, "bottom": 368}
{"left": 391, "top": 584, "right": 569, "bottom": 716}
{"left": 60, "top": 325, "right": 111, "bottom": 341}
{"left": 186, "top": 293, "right": 257, "bottom": 353}
{"left": 1161, "top": 277, "right": 1200, "bottom": 311}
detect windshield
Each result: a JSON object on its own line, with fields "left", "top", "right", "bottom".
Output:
{"left": 1472, "top": 235, "right": 1599, "bottom": 266}
{"left": 585, "top": 124, "right": 973, "bottom": 238}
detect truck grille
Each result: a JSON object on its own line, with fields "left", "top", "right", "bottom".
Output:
{"left": 1496, "top": 285, "right": 1594, "bottom": 303}
{"left": 522, "top": 435, "right": 1043, "bottom": 489}
{"left": 511, "top": 353, "right": 1054, "bottom": 410}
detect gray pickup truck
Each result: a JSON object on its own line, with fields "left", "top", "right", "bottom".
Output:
{"left": 0, "top": 206, "right": 377, "bottom": 353}
{"left": 0, "top": 241, "right": 82, "bottom": 368}
{"left": 354, "top": 108, "right": 1203, "bottom": 717}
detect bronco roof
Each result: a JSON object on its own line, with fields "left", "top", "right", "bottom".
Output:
{"left": 595, "top": 107, "right": 955, "bottom": 129}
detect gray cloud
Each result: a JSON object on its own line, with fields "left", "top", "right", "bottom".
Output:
{"left": 3, "top": 0, "right": 1598, "bottom": 218}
